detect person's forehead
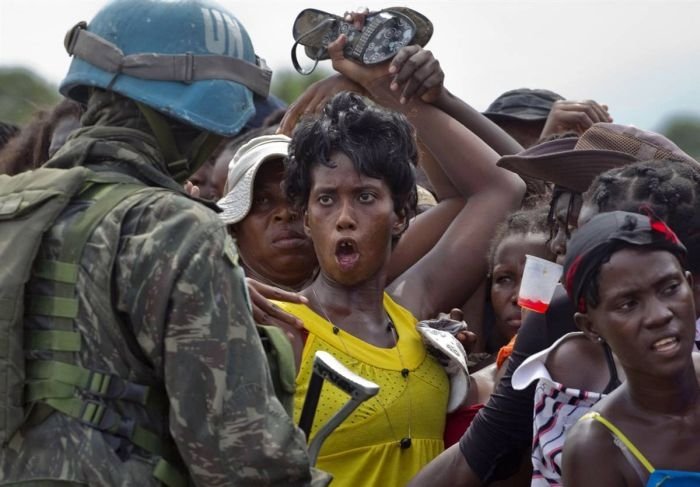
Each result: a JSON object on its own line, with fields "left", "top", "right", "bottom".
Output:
{"left": 498, "top": 232, "right": 548, "bottom": 252}
{"left": 599, "top": 248, "right": 681, "bottom": 290}
{"left": 253, "top": 158, "right": 285, "bottom": 187}
{"left": 311, "top": 157, "right": 385, "bottom": 189}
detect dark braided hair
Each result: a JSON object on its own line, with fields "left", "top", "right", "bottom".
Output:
{"left": 546, "top": 187, "right": 582, "bottom": 242}
{"left": 285, "top": 92, "right": 418, "bottom": 236}
{"left": 488, "top": 204, "right": 553, "bottom": 271}
{"left": 583, "top": 158, "right": 700, "bottom": 276}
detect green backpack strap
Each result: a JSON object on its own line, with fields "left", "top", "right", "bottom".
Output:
{"left": 26, "top": 181, "right": 144, "bottom": 335}
{"left": 0, "top": 167, "right": 95, "bottom": 444}
{"left": 22, "top": 179, "right": 188, "bottom": 487}
{"left": 257, "top": 325, "right": 297, "bottom": 416}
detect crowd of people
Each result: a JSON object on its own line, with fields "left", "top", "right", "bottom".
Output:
{"left": 0, "top": 1, "right": 698, "bottom": 486}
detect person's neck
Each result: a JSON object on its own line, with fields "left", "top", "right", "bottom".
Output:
{"left": 306, "top": 271, "right": 390, "bottom": 338}
{"left": 624, "top": 361, "right": 700, "bottom": 416}
{"left": 240, "top": 259, "right": 315, "bottom": 293}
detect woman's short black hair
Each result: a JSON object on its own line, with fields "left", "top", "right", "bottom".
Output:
{"left": 285, "top": 92, "right": 418, "bottom": 231}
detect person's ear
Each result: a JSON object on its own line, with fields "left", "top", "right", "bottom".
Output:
{"left": 574, "top": 311, "right": 604, "bottom": 343}
{"left": 392, "top": 209, "right": 409, "bottom": 237}
{"left": 392, "top": 221, "right": 406, "bottom": 237}
{"left": 685, "top": 271, "right": 700, "bottom": 319}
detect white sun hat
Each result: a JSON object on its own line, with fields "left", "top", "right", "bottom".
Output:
{"left": 217, "top": 134, "right": 291, "bottom": 225}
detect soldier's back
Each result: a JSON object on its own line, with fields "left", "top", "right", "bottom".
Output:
{"left": 1, "top": 183, "right": 231, "bottom": 485}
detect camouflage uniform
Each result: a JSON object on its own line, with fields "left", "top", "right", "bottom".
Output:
{"left": 0, "top": 93, "right": 328, "bottom": 486}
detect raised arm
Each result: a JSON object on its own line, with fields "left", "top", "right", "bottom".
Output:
{"left": 389, "top": 46, "right": 523, "bottom": 156}
{"left": 325, "top": 35, "right": 525, "bottom": 320}
{"left": 276, "top": 52, "right": 470, "bottom": 284}
{"left": 540, "top": 99, "right": 612, "bottom": 139}
{"left": 385, "top": 49, "right": 488, "bottom": 282}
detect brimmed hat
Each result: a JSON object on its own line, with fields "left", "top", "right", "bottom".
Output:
{"left": 563, "top": 211, "right": 686, "bottom": 311}
{"left": 217, "top": 134, "right": 291, "bottom": 225}
{"left": 497, "top": 123, "right": 698, "bottom": 193}
{"left": 483, "top": 88, "right": 564, "bottom": 123}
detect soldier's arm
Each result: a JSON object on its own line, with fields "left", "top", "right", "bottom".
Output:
{"left": 164, "top": 224, "right": 319, "bottom": 485}
{"left": 116, "top": 197, "right": 323, "bottom": 486}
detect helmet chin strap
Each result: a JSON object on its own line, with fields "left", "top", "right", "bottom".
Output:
{"left": 136, "top": 102, "right": 222, "bottom": 183}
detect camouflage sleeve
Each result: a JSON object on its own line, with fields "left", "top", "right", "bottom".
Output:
{"left": 116, "top": 195, "right": 326, "bottom": 486}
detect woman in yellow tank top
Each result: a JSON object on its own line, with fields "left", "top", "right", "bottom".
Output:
{"left": 278, "top": 30, "right": 525, "bottom": 486}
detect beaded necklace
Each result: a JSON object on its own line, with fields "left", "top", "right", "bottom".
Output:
{"left": 311, "top": 286, "right": 413, "bottom": 449}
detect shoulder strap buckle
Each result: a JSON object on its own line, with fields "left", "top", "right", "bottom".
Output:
{"left": 78, "top": 398, "right": 137, "bottom": 440}
{"left": 78, "top": 398, "right": 115, "bottom": 430}
{"left": 104, "top": 373, "right": 152, "bottom": 405}
{"left": 183, "top": 52, "right": 194, "bottom": 84}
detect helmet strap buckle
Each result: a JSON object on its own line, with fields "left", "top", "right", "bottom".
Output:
{"left": 64, "top": 21, "right": 88, "bottom": 56}
{"left": 183, "top": 52, "right": 194, "bottom": 85}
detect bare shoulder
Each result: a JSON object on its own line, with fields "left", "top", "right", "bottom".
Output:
{"left": 546, "top": 333, "right": 608, "bottom": 390}
{"left": 386, "top": 276, "right": 428, "bottom": 320}
{"left": 546, "top": 333, "right": 592, "bottom": 366}
{"left": 562, "top": 415, "right": 625, "bottom": 486}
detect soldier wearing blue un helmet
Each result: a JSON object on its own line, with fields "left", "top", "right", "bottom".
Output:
{"left": 0, "top": 1, "right": 328, "bottom": 485}
{"left": 60, "top": 0, "right": 272, "bottom": 181}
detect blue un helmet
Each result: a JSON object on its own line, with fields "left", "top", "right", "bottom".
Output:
{"left": 60, "top": 0, "right": 271, "bottom": 137}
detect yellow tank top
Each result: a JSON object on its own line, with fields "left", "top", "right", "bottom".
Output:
{"left": 276, "top": 293, "right": 448, "bottom": 487}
